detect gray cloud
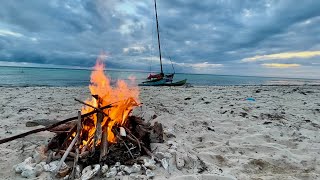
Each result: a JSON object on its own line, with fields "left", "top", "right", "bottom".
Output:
{"left": 0, "top": 0, "right": 319, "bottom": 78}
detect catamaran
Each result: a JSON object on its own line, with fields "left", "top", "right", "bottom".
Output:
{"left": 138, "top": 0, "right": 187, "bottom": 86}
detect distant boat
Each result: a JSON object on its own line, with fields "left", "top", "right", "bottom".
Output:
{"left": 139, "top": 0, "right": 187, "bottom": 86}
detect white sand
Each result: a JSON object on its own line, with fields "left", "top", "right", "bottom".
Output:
{"left": 0, "top": 86, "right": 319, "bottom": 179}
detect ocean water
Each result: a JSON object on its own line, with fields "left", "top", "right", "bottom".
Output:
{"left": 0, "top": 66, "right": 319, "bottom": 87}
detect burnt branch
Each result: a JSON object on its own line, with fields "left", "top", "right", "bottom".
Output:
{"left": 0, "top": 103, "right": 113, "bottom": 145}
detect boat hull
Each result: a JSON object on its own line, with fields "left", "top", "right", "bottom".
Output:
{"left": 138, "top": 79, "right": 187, "bottom": 86}
{"left": 163, "top": 79, "right": 187, "bottom": 86}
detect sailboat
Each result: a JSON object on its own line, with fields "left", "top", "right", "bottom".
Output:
{"left": 138, "top": 0, "right": 187, "bottom": 86}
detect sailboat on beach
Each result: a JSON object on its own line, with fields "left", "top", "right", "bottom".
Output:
{"left": 138, "top": 0, "right": 187, "bottom": 86}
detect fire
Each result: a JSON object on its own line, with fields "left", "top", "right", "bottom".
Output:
{"left": 80, "top": 55, "right": 139, "bottom": 147}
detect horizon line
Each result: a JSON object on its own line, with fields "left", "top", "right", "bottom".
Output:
{"left": 1, "top": 64, "right": 320, "bottom": 81}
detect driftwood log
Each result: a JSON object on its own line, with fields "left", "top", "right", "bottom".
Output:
{"left": 0, "top": 103, "right": 113, "bottom": 145}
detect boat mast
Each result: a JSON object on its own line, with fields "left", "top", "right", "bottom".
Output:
{"left": 154, "top": 0, "right": 163, "bottom": 74}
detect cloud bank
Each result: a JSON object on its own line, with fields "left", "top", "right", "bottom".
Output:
{"left": 0, "top": 0, "right": 319, "bottom": 78}
{"left": 242, "top": 51, "right": 320, "bottom": 62}
{"left": 261, "top": 63, "right": 301, "bottom": 68}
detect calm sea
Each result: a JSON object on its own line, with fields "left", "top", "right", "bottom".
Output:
{"left": 0, "top": 66, "right": 319, "bottom": 87}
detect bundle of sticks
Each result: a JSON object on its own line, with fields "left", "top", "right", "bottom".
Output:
{"left": 0, "top": 97, "right": 164, "bottom": 179}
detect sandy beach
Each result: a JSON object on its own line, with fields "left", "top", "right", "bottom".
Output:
{"left": 0, "top": 85, "right": 319, "bottom": 179}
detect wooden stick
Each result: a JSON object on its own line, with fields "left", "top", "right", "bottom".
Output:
{"left": 46, "top": 150, "right": 54, "bottom": 164}
{"left": 99, "top": 123, "right": 108, "bottom": 162}
{"left": 50, "top": 130, "right": 73, "bottom": 134}
{"left": 58, "top": 150, "right": 76, "bottom": 158}
{"left": 142, "top": 145, "right": 160, "bottom": 163}
{"left": 122, "top": 140, "right": 134, "bottom": 159}
{"left": 93, "top": 115, "right": 102, "bottom": 153}
{"left": 126, "top": 134, "right": 142, "bottom": 151}
{"left": 49, "top": 121, "right": 76, "bottom": 132}
{"left": 0, "top": 103, "right": 113, "bottom": 145}
{"left": 79, "top": 151, "right": 90, "bottom": 159}
{"left": 74, "top": 98, "right": 109, "bottom": 117}
{"left": 113, "top": 129, "right": 134, "bottom": 159}
{"left": 92, "top": 95, "right": 103, "bottom": 153}
{"left": 54, "top": 132, "right": 79, "bottom": 176}
{"left": 55, "top": 125, "right": 77, "bottom": 154}
{"left": 81, "top": 145, "right": 87, "bottom": 154}
{"left": 124, "top": 127, "right": 142, "bottom": 151}
{"left": 70, "top": 111, "right": 82, "bottom": 180}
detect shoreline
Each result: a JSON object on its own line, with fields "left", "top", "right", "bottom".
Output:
{"left": 1, "top": 84, "right": 320, "bottom": 88}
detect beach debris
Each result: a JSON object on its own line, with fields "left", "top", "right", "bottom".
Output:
{"left": 161, "top": 158, "right": 169, "bottom": 170}
{"left": 119, "top": 127, "right": 127, "bottom": 137}
{"left": 25, "top": 119, "right": 62, "bottom": 127}
{"left": 184, "top": 83, "right": 193, "bottom": 88}
{"left": 18, "top": 108, "right": 31, "bottom": 113}
{"left": 101, "top": 164, "right": 109, "bottom": 174}
{"left": 14, "top": 157, "right": 48, "bottom": 178}
{"left": 150, "top": 121, "right": 164, "bottom": 143}
{"left": 131, "top": 163, "right": 142, "bottom": 173}
{"left": 263, "top": 121, "right": 272, "bottom": 125}
{"left": 144, "top": 158, "right": 157, "bottom": 170}
{"left": 239, "top": 112, "right": 248, "bottom": 118}
{"left": 81, "top": 164, "right": 100, "bottom": 180}
{"left": 184, "top": 97, "right": 191, "bottom": 100}
{"left": 146, "top": 169, "right": 155, "bottom": 178}
{"left": 14, "top": 157, "right": 35, "bottom": 174}
{"left": 164, "top": 128, "right": 176, "bottom": 138}
{"left": 176, "top": 152, "right": 185, "bottom": 170}
{"left": 197, "top": 157, "right": 208, "bottom": 173}
{"left": 245, "top": 97, "right": 256, "bottom": 101}
{"left": 221, "top": 110, "right": 228, "bottom": 114}
{"left": 123, "top": 165, "right": 132, "bottom": 174}
{"left": 43, "top": 160, "right": 69, "bottom": 173}
{"left": 260, "top": 113, "right": 285, "bottom": 120}
{"left": 105, "top": 166, "right": 117, "bottom": 178}
{"left": 207, "top": 126, "right": 215, "bottom": 131}
{"left": 299, "top": 91, "right": 307, "bottom": 95}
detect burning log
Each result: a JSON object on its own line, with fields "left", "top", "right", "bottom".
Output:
{"left": 70, "top": 111, "right": 82, "bottom": 180}
{"left": 74, "top": 98, "right": 109, "bottom": 117}
{"left": 92, "top": 95, "right": 103, "bottom": 154}
{"left": 100, "top": 123, "right": 108, "bottom": 162}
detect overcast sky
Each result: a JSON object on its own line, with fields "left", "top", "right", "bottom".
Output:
{"left": 0, "top": 0, "right": 319, "bottom": 78}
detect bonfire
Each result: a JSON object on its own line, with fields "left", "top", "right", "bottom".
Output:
{"left": 1, "top": 56, "right": 164, "bottom": 179}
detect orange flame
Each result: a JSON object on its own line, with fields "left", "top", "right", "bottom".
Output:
{"left": 80, "top": 54, "right": 139, "bottom": 147}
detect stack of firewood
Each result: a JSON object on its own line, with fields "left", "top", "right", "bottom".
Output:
{"left": 0, "top": 97, "right": 164, "bottom": 179}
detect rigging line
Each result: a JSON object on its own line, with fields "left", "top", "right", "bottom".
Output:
{"left": 149, "top": 0, "right": 156, "bottom": 74}
{"left": 169, "top": 57, "right": 175, "bottom": 74}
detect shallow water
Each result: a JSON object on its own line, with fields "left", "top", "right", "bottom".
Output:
{"left": 0, "top": 66, "right": 319, "bottom": 87}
